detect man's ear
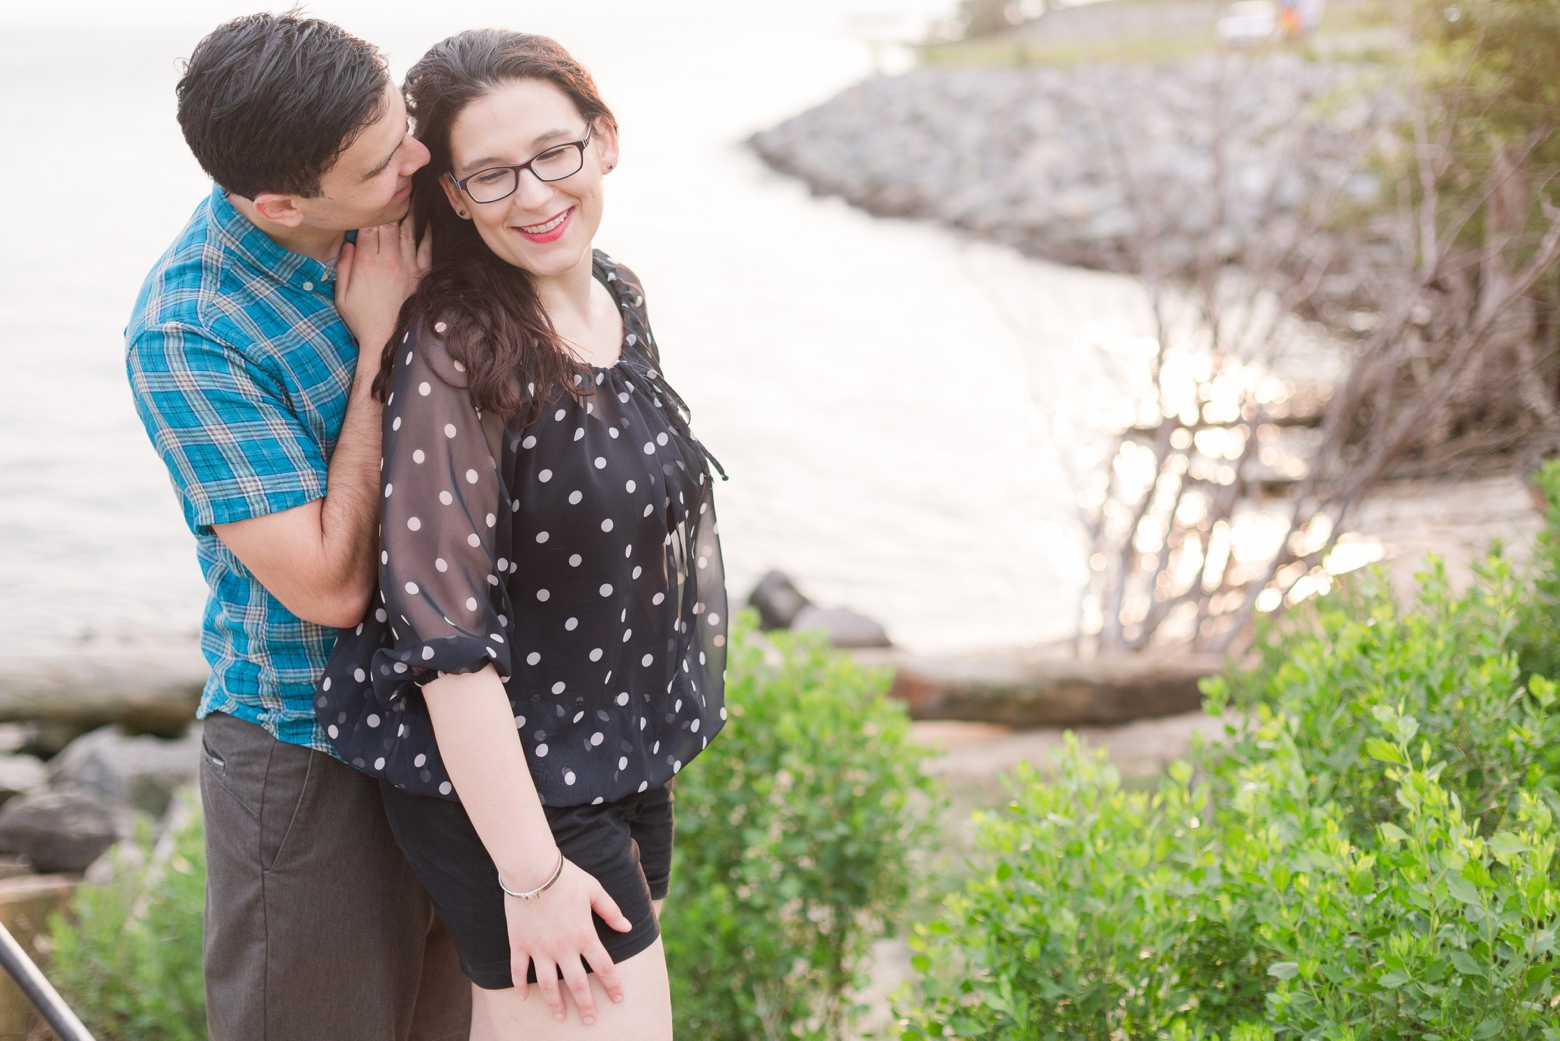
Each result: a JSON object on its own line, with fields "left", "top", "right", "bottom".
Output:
{"left": 250, "top": 192, "right": 306, "bottom": 228}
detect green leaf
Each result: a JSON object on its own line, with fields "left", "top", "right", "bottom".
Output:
{"left": 1451, "top": 950, "right": 1486, "bottom": 977}
{"left": 1379, "top": 822, "right": 1411, "bottom": 844}
{"left": 1267, "top": 962, "right": 1300, "bottom": 980}
{"left": 1365, "top": 738, "right": 1406, "bottom": 765}
{"left": 1447, "top": 874, "right": 1483, "bottom": 905}
{"left": 1489, "top": 831, "right": 1529, "bottom": 856}
{"left": 1378, "top": 969, "right": 1412, "bottom": 988}
{"left": 1472, "top": 1019, "right": 1502, "bottom": 1039}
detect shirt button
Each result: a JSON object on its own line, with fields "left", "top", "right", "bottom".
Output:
{"left": 303, "top": 281, "right": 314, "bottom": 291}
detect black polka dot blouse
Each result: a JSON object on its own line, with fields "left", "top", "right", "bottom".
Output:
{"left": 316, "top": 252, "right": 728, "bottom": 807}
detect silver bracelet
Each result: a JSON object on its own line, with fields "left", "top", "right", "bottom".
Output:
{"left": 498, "top": 851, "right": 565, "bottom": 900}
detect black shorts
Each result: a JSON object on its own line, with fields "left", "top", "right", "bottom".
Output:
{"left": 379, "top": 780, "right": 673, "bottom": 990}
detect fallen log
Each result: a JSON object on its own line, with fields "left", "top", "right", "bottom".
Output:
{"left": 864, "top": 651, "right": 1223, "bottom": 728}
{"left": 0, "top": 641, "right": 204, "bottom": 734}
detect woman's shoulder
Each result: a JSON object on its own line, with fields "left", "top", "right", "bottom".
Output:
{"left": 593, "top": 250, "right": 647, "bottom": 313}
{"left": 395, "top": 314, "right": 473, "bottom": 392}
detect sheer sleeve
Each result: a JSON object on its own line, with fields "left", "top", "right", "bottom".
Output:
{"left": 370, "top": 321, "right": 516, "bottom": 704}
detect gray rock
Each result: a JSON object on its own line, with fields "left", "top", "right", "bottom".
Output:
{"left": 792, "top": 605, "right": 893, "bottom": 649}
{"left": 746, "top": 571, "right": 812, "bottom": 631}
{"left": 0, "top": 790, "right": 119, "bottom": 873}
{"left": 49, "top": 724, "right": 201, "bottom": 817}
{"left": 0, "top": 755, "right": 46, "bottom": 806}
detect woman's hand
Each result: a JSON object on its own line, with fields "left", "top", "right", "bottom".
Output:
{"left": 503, "top": 857, "right": 633, "bottom": 1024}
{"left": 335, "top": 217, "right": 431, "bottom": 378}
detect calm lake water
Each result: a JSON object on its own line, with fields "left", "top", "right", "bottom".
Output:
{"left": 0, "top": 0, "right": 1147, "bottom": 660}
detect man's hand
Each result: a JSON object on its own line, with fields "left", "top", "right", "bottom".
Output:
{"left": 336, "top": 217, "right": 432, "bottom": 373}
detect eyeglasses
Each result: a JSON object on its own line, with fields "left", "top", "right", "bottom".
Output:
{"left": 452, "top": 126, "right": 595, "bottom": 205}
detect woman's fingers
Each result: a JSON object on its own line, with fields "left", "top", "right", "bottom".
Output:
{"left": 511, "top": 954, "right": 531, "bottom": 996}
{"left": 335, "top": 241, "right": 355, "bottom": 288}
{"left": 583, "top": 940, "right": 625, "bottom": 1005}
{"left": 558, "top": 956, "right": 598, "bottom": 1025}
{"left": 534, "top": 959, "right": 567, "bottom": 1021}
{"left": 589, "top": 882, "right": 633, "bottom": 934}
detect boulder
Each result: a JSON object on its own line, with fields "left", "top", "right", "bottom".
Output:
{"left": 746, "top": 570, "right": 812, "bottom": 630}
{"left": 792, "top": 605, "right": 893, "bottom": 649}
{"left": 0, "top": 756, "right": 46, "bottom": 807}
{"left": 0, "top": 791, "right": 120, "bottom": 874}
{"left": 49, "top": 724, "right": 202, "bottom": 817}
{"left": 0, "top": 637, "right": 204, "bottom": 733}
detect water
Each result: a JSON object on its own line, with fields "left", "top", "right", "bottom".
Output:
{"left": 0, "top": 0, "right": 1146, "bottom": 659}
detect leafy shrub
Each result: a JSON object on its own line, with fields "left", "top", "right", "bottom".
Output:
{"left": 663, "top": 613, "right": 940, "bottom": 1041}
{"left": 49, "top": 794, "right": 206, "bottom": 1041}
{"left": 900, "top": 465, "right": 1560, "bottom": 1040}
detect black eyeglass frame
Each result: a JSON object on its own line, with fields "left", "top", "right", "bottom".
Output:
{"left": 451, "top": 126, "right": 596, "bottom": 205}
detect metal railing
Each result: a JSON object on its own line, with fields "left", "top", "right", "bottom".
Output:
{"left": 0, "top": 919, "right": 95, "bottom": 1041}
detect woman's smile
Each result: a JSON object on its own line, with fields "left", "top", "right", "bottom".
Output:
{"left": 515, "top": 206, "right": 573, "bottom": 243}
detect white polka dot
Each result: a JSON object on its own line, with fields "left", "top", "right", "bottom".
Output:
{"left": 569, "top": 490, "right": 583, "bottom": 505}
{"left": 327, "top": 725, "right": 339, "bottom": 738}
{"left": 412, "top": 450, "right": 425, "bottom": 464}
{"left": 709, "top": 613, "right": 720, "bottom": 625}
{"left": 657, "top": 432, "right": 669, "bottom": 446}
{"left": 407, "top": 516, "right": 421, "bottom": 531}
{"left": 394, "top": 662, "right": 408, "bottom": 673}
{"left": 439, "top": 781, "right": 452, "bottom": 795}
{"left": 601, "top": 519, "right": 614, "bottom": 532}
{"left": 620, "top": 393, "right": 631, "bottom": 403}
{"left": 422, "top": 646, "right": 435, "bottom": 660}
{"left": 536, "top": 589, "right": 550, "bottom": 601}
{"left": 373, "top": 756, "right": 386, "bottom": 770}
{"left": 573, "top": 428, "right": 584, "bottom": 442}
{"left": 497, "top": 557, "right": 508, "bottom": 571}
{"left": 539, "top": 469, "right": 553, "bottom": 483}
{"left": 590, "top": 732, "right": 604, "bottom": 746}
{"left": 632, "top": 566, "right": 643, "bottom": 579}
{"left": 322, "top": 677, "right": 332, "bottom": 691}
{"left": 465, "top": 597, "right": 478, "bottom": 611}
{"left": 452, "top": 360, "right": 466, "bottom": 372}
{"left": 535, "top": 743, "right": 549, "bottom": 757}
{"left": 418, "top": 381, "right": 431, "bottom": 396}
{"left": 564, "top": 770, "right": 576, "bottom": 785}
{"left": 527, "top": 652, "right": 541, "bottom": 665}
{"left": 521, "top": 435, "right": 537, "bottom": 450}
{"left": 535, "top": 531, "right": 549, "bottom": 543}
{"left": 552, "top": 681, "right": 566, "bottom": 694}
{"left": 354, "top": 668, "right": 366, "bottom": 682}
{"left": 554, "top": 408, "right": 567, "bottom": 421}
{"left": 640, "top": 718, "right": 647, "bottom": 731}
{"left": 468, "top": 533, "right": 481, "bottom": 547}
{"left": 673, "top": 760, "right": 682, "bottom": 773}
{"left": 691, "top": 719, "right": 700, "bottom": 733}
{"left": 569, "top": 554, "right": 582, "bottom": 567}
{"left": 464, "top": 469, "right": 478, "bottom": 484}
{"left": 625, "top": 480, "right": 636, "bottom": 493}
{"left": 384, "top": 484, "right": 393, "bottom": 498}
{"left": 435, "top": 321, "right": 448, "bottom": 333}
{"left": 444, "top": 424, "right": 457, "bottom": 438}
{"left": 714, "top": 634, "right": 725, "bottom": 647}
{"left": 609, "top": 428, "right": 620, "bottom": 439}
{"left": 638, "top": 780, "right": 649, "bottom": 792}
{"left": 594, "top": 457, "right": 606, "bottom": 469}
{"left": 619, "top": 756, "right": 629, "bottom": 769}
{"left": 513, "top": 717, "right": 525, "bottom": 730}
{"left": 440, "top": 490, "right": 453, "bottom": 505}
{"left": 489, "top": 632, "right": 505, "bottom": 644}
{"left": 643, "top": 442, "right": 655, "bottom": 454}
{"left": 392, "top": 417, "right": 402, "bottom": 431}
{"left": 624, "top": 545, "right": 633, "bottom": 558}
{"left": 641, "top": 653, "right": 653, "bottom": 667}
{"left": 616, "top": 692, "right": 629, "bottom": 706}
{"left": 565, "top": 617, "right": 578, "bottom": 631}
{"left": 404, "top": 581, "right": 419, "bottom": 595}
{"left": 589, "top": 648, "right": 603, "bottom": 661}
{"left": 414, "top": 753, "right": 427, "bottom": 767}
{"left": 376, "top": 608, "right": 388, "bottom": 622}
{"left": 720, "top": 706, "right": 727, "bottom": 720}
{"left": 622, "top": 629, "right": 633, "bottom": 641}
{"left": 485, "top": 512, "right": 496, "bottom": 527}
{"left": 599, "top": 583, "right": 613, "bottom": 596}
{"left": 652, "top": 593, "right": 665, "bottom": 606}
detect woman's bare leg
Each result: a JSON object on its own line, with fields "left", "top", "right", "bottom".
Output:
{"left": 472, "top": 936, "right": 672, "bottom": 1041}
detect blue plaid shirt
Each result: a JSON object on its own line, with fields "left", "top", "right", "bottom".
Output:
{"left": 126, "top": 186, "right": 359, "bottom": 754}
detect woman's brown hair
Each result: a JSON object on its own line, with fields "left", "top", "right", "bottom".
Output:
{"left": 372, "top": 30, "right": 617, "bottom": 423}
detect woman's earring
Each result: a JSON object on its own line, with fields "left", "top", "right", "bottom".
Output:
{"left": 459, "top": 210, "right": 467, "bottom": 217}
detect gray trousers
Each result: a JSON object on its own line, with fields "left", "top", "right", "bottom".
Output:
{"left": 200, "top": 712, "right": 471, "bottom": 1041}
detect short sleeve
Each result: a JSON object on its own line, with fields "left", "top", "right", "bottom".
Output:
{"left": 127, "top": 321, "right": 327, "bottom": 534}
{"left": 371, "top": 323, "right": 516, "bottom": 704}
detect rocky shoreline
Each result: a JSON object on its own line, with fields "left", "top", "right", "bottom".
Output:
{"left": 750, "top": 53, "right": 1384, "bottom": 276}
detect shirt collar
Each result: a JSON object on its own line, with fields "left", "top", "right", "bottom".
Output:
{"left": 208, "top": 184, "right": 338, "bottom": 292}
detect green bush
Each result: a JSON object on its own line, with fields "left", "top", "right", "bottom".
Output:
{"left": 900, "top": 466, "right": 1560, "bottom": 1040}
{"left": 663, "top": 613, "right": 940, "bottom": 1041}
{"left": 49, "top": 794, "right": 207, "bottom": 1041}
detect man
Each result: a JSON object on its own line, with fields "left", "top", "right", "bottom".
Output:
{"left": 125, "top": 13, "right": 468, "bottom": 1040}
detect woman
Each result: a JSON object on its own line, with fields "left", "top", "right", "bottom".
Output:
{"left": 316, "top": 30, "right": 726, "bottom": 1040}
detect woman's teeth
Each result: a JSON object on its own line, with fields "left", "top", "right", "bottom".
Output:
{"left": 521, "top": 211, "right": 569, "bottom": 234}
